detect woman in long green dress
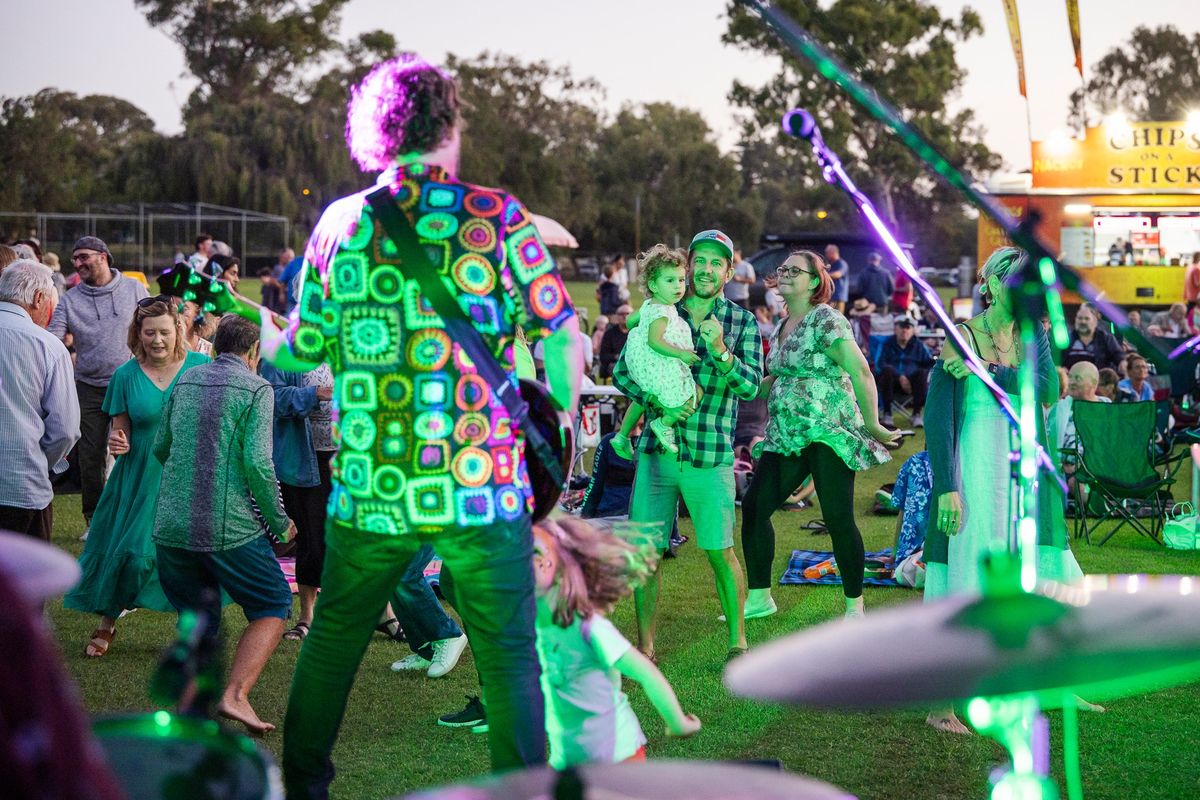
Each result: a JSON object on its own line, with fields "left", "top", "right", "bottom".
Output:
{"left": 65, "top": 298, "right": 208, "bottom": 657}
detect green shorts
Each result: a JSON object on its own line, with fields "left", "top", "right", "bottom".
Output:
{"left": 630, "top": 450, "right": 735, "bottom": 551}
{"left": 157, "top": 536, "right": 292, "bottom": 622}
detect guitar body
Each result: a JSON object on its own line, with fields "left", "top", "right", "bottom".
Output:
{"left": 519, "top": 379, "right": 575, "bottom": 522}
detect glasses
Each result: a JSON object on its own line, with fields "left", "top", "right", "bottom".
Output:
{"left": 137, "top": 294, "right": 173, "bottom": 309}
{"left": 776, "top": 264, "right": 816, "bottom": 278}
{"left": 72, "top": 252, "right": 102, "bottom": 263}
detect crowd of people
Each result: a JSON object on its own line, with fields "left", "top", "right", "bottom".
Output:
{"left": 0, "top": 50, "right": 1189, "bottom": 798}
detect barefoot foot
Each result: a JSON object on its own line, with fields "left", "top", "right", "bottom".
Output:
{"left": 218, "top": 697, "right": 275, "bottom": 736}
{"left": 926, "top": 711, "right": 972, "bottom": 735}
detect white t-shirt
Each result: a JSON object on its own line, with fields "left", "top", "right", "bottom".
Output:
{"left": 536, "top": 614, "right": 646, "bottom": 768}
{"left": 724, "top": 260, "right": 756, "bottom": 302}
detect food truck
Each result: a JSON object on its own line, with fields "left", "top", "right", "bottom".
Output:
{"left": 979, "top": 119, "right": 1200, "bottom": 307}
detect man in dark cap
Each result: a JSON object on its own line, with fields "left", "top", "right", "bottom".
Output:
{"left": 48, "top": 237, "right": 147, "bottom": 534}
{"left": 874, "top": 316, "right": 934, "bottom": 428}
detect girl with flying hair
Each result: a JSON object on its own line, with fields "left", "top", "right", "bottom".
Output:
{"left": 533, "top": 517, "right": 700, "bottom": 767}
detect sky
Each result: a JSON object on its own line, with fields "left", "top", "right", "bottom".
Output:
{"left": 2, "top": 0, "right": 1198, "bottom": 172}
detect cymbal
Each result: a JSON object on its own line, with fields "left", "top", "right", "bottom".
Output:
{"left": 0, "top": 530, "right": 80, "bottom": 603}
{"left": 725, "top": 575, "right": 1200, "bottom": 709}
{"left": 396, "top": 760, "right": 851, "bottom": 800}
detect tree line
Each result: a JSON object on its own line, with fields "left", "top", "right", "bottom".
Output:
{"left": 2, "top": 1, "right": 1194, "bottom": 266}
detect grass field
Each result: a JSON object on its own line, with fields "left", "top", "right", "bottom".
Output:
{"left": 48, "top": 278, "right": 1200, "bottom": 799}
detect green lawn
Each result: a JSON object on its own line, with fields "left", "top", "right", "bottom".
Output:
{"left": 52, "top": 277, "right": 1200, "bottom": 798}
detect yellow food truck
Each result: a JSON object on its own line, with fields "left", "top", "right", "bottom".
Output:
{"left": 979, "top": 120, "right": 1200, "bottom": 307}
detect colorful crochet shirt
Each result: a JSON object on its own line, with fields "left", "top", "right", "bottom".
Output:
{"left": 287, "top": 163, "right": 575, "bottom": 534}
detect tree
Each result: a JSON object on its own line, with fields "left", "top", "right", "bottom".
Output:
{"left": 448, "top": 53, "right": 605, "bottom": 249}
{"left": 0, "top": 90, "right": 160, "bottom": 211}
{"left": 723, "top": 0, "right": 999, "bottom": 265}
{"left": 593, "top": 103, "right": 762, "bottom": 254}
{"left": 1069, "top": 25, "right": 1200, "bottom": 128}
{"left": 134, "top": 0, "right": 352, "bottom": 107}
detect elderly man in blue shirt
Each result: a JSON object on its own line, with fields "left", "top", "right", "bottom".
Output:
{"left": 874, "top": 316, "right": 935, "bottom": 428}
{"left": 0, "top": 260, "right": 80, "bottom": 540}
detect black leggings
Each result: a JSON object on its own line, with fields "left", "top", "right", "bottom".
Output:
{"left": 280, "top": 451, "right": 334, "bottom": 587}
{"left": 742, "top": 444, "right": 865, "bottom": 598}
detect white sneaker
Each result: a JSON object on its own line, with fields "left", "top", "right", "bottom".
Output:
{"left": 390, "top": 653, "right": 432, "bottom": 672}
{"left": 650, "top": 419, "right": 678, "bottom": 453}
{"left": 881, "top": 412, "right": 894, "bottom": 427}
{"left": 718, "top": 594, "right": 778, "bottom": 622}
{"left": 427, "top": 634, "right": 468, "bottom": 678}
{"left": 912, "top": 412, "right": 924, "bottom": 428}
{"left": 79, "top": 525, "right": 90, "bottom": 542}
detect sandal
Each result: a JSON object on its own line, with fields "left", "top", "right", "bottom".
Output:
{"left": 375, "top": 618, "right": 404, "bottom": 642}
{"left": 802, "top": 519, "right": 828, "bottom": 533}
{"left": 85, "top": 628, "right": 116, "bottom": 658}
{"left": 282, "top": 622, "right": 310, "bottom": 641}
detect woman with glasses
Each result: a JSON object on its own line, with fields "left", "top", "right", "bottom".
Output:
{"left": 740, "top": 250, "right": 899, "bottom": 624}
{"left": 924, "top": 246, "right": 1083, "bottom": 733}
{"left": 64, "top": 297, "right": 209, "bottom": 657}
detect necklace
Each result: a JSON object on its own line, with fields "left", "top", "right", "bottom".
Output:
{"left": 982, "top": 311, "right": 1014, "bottom": 356}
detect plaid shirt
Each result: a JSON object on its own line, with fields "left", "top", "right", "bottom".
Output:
{"left": 613, "top": 296, "right": 762, "bottom": 468}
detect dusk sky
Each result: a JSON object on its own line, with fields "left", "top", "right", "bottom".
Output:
{"left": 4, "top": 1, "right": 1198, "bottom": 172}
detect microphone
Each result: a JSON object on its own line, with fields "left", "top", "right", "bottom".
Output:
{"left": 782, "top": 108, "right": 819, "bottom": 141}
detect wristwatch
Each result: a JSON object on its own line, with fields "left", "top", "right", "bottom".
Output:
{"left": 716, "top": 349, "right": 732, "bottom": 363}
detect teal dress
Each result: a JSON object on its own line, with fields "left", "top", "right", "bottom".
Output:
{"left": 66, "top": 351, "right": 209, "bottom": 617}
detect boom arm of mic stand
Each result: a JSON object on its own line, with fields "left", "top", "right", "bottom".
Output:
{"left": 804, "top": 134, "right": 1066, "bottom": 493}
{"left": 735, "top": 0, "right": 1168, "bottom": 369}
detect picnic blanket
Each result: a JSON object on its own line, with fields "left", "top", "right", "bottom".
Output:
{"left": 780, "top": 548, "right": 904, "bottom": 587}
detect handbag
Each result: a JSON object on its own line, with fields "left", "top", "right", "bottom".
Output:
{"left": 366, "top": 186, "right": 573, "bottom": 521}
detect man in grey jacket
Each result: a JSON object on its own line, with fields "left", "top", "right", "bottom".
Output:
{"left": 48, "top": 236, "right": 147, "bottom": 531}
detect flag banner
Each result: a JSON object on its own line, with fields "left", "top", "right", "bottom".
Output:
{"left": 1002, "top": 0, "right": 1028, "bottom": 98}
{"left": 1066, "top": 0, "right": 1084, "bottom": 77}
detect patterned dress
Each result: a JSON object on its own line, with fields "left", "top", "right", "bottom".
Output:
{"left": 623, "top": 300, "right": 695, "bottom": 410}
{"left": 759, "top": 304, "right": 889, "bottom": 470}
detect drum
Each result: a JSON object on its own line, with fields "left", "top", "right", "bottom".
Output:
{"left": 93, "top": 713, "right": 282, "bottom": 800}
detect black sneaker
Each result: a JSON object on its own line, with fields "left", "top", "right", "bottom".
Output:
{"left": 438, "top": 695, "right": 486, "bottom": 728}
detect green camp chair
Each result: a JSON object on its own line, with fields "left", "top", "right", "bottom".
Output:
{"left": 1069, "top": 400, "right": 1173, "bottom": 545}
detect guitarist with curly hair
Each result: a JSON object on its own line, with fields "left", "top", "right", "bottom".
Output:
{"left": 257, "top": 54, "right": 580, "bottom": 798}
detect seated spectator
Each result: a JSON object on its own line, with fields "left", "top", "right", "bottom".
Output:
{"left": 597, "top": 304, "right": 632, "bottom": 381}
{"left": 874, "top": 317, "right": 934, "bottom": 428}
{"left": 1117, "top": 353, "right": 1154, "bottom": 401}
{"left": 1050, "top": 361, "right": 1111, "bottom": 464}
{"left": 591, "top": 315, "right": 609, "bottom": 355}
{"left": 885, "top": 450, "right": 932, "bottom": 568}
{"left": 1096, "top": 368, "right": 1120, "bottom": 402}
{"left": 1062, "top": 304, "right": 1123, "bottom": 371}
{"left": 858, "top": 252, "right": 895, "bottom": 310}
{"left": 1156, "top": 302, "right": 1195, "bottom": 338}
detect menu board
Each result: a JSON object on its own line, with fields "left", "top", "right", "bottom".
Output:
{"left": 1060, "top": 226, "right": 1095, "bottom": 266}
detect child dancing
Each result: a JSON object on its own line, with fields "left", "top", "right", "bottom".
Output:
{"left": 610, "top": 245, "right": 697, "bottom": 458}
{"left": 533, "top": 517, "right": 700, "bottom": 767}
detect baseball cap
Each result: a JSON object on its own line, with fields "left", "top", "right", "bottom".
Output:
{"left": 72, "top": 235, "right": 113, "bottom": 265}
{"left": 895, "top": 317, "right": 915, "bottom": 328}
{"left": 689, "top": 229, "right": 734, "bottom": 260}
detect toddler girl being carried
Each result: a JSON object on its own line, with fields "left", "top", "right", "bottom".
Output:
{"left": 611, "top": 245, "right": 697, "bottom": 458}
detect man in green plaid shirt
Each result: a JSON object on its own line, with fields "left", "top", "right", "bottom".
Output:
{"left": 612, "top": 229, "right": 763, "bottom": 663}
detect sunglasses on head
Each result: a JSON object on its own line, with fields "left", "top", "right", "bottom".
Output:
{"left": 137, "top": 294, "right": 173, "bottom": 309}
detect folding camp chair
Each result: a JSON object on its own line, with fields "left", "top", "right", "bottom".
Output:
{"left": 1069, "top": 400, "right": 1173, "bottom": 546}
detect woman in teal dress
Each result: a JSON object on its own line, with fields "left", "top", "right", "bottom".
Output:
{"left": 65, "top": 298, "right": 208, "bottom": 657}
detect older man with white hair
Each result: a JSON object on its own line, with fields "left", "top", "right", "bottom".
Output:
{"left": 0, "top": 260, "right": 80, "bottom": 540}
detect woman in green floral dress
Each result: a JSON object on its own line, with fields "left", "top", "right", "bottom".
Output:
{"left": 740, "top": 249, "right": 898, "bottom": 622}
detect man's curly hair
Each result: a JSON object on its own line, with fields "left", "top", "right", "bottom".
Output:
{"left": 346, "top": 54, "right": 460, "bottom": 171}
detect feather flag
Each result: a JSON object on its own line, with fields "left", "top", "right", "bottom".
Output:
{"left": 1001, "top": 0, "right": 1028, "bottom": 98}
{"left": 1066, "top": 0, "right": 1084, "bottom": 77}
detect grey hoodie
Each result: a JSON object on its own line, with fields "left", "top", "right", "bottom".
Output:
{"left": 48, "top": 268, "right": 149, "bottom": 386}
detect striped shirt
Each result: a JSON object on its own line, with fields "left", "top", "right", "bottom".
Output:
{"left": 613, "top": 296, "right": 762, "bottom": 468}
{"left": 152, "top": 353, "right": 290, "bottom": 551}
{"left": 0, "top": 302, "right": 80, "bottom": 509}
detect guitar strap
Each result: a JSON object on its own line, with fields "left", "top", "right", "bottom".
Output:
{"left": 365, "top": 186, "right": 565, "bottom": 490}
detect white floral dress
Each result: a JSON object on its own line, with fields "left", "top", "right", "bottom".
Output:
{"left": 623, "top": 300, "right": 695, "bottom": 410}
{"left": 758, "top": 304, "right": 890, "bottom": 470}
